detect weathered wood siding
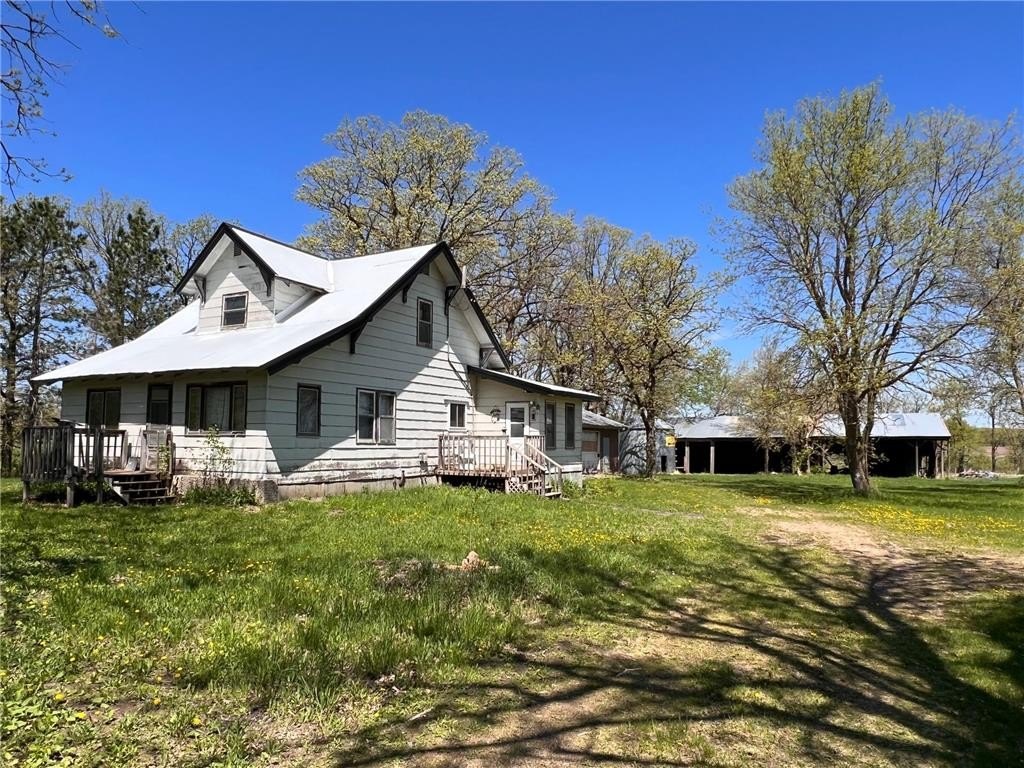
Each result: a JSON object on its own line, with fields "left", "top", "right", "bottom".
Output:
{"left": 264, "top": 261, "right": 482, "bottom": 487}
{"left": 59, "top": 372, "right": 271, "bottom": 477}
{"left": 196, "top": 246, "right": 275, "bottom": 333}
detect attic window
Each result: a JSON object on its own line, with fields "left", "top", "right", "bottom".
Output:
{"left": 416, "top": 298, "right": 433, "bottom": 348}
{"left": 222, "top": 293, "right": 247, "bottom": 328}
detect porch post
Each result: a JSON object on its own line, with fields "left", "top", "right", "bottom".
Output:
{"left": 709, "top": 441, "right": 716, "bottom": 475}
{"left": 94, "top": 427, "right": 105, "bottom": 503}
{"left": 914, "top": 440, "right": 920, "bottom": 478}
{"left": 683, "top": 441, "right": 690, "bottom": 474}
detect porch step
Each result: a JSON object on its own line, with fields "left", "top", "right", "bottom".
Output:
{"left": 107, "top": 472, "right": 175, "bottom": 505}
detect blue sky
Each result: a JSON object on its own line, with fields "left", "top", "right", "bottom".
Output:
{"left": 12, "top": 1, "right": 1024, "bottom": 362}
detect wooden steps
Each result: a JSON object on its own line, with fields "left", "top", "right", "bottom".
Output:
{"left": 104, "top": 470, "right": 176, "bottom": 505}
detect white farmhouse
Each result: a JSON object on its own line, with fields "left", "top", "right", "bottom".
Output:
{"left": 33, "top": 224, "right": 597, "bottom": 501}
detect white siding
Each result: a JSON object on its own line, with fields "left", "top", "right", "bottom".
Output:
{"left": 273, "top": 279, "right": 310, "bottom": 315}
{"left": 470, "top": 376, "right": 585, "bottom": 468}
{"left": 264, "top": 261, "right": 482, "bottom": 485}
{"left": 197, "top": 249, "right": 275, "bottom": 334}
{"left": 60, "top": 372, "right": 271, "bottom": 478}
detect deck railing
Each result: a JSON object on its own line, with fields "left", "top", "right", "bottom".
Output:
{"left": 22, "top": 424, "right": 130, "bottom": 505}
{"left": 436, "top": 433, "right": 561, "bottom": 496}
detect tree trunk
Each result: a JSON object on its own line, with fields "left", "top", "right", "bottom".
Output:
{"left": 841, "top": 394, "right": 872, "bottom": 494}
{"left": 990, "top": 407, "right": 997, "bottom": 473}
{"left": 1, "top": 365, "right": 17, "bottom": 477}
{"left": 642, "top": 413, "right": 657, "bottom": 478}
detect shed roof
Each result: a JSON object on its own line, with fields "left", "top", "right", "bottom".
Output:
{"left": 582, "top": 410, "right": 626, "bottom": 430}
{"left": 815, "top": 412, "right": 951, "bottom": 439}
{"left": 676, "top": 413, "right": 950, "bottom": 440}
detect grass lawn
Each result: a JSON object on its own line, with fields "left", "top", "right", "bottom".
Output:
{"left": 1, "top": 474, "right": 1022, "bottom": 767}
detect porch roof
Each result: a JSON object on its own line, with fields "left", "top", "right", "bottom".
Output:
{"left": 467, "top": 366, "right": 601, "bottom": 402}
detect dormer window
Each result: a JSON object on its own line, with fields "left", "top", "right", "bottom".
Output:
{"left": 222, "top": 293, "right": 248, "bottom": 328}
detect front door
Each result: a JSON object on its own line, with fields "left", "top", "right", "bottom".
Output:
{"left": 506, "top": 402, "right": 528, "bottom": 450}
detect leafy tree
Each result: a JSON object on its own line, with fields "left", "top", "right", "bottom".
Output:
{"left": 971, "top": 177, "right": 1024, "bottom": 424}
{"left": 736, "top": 341, "right": 830, "bottom": 473}
{"left": 76, "top": 193, "right": 174, "bottom": 351}
{"left": 0, "top": 195, "right": 83, "bottom": 475}
{"left": 726, "top": 83, "right": 1019, "bottom": 494}
{"left": 295, "top": 110, "right": 571, "bottom": 365}
{"left": 1, "top": 1, "right": 117, "bottom": 189}
{"left": 572, "top": 233, "right": 720, "bottom": 476}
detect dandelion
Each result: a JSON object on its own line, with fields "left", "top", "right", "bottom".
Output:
{"left": 53, "top": 692, "right": 66, "bottom": 702}
{"left": 74, "top": 711, "right": 87, "bottom": 720}
{"left": 152, "top": 697, "right": 162, "bottom": 706}
{"left": 191, "top": 716, "right": 203, "bottom": 727}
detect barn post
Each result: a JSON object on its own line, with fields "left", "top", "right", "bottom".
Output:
{"left": 763, "top": 446, "right": 769, "bottom": 474}
{"left": 709, "top": 441, "right": 716, "bottom": 475}
{"left": 683, "top": 441, "right": 690, "bottom": 474}
{"left": 913, "top": 440, "right": 920, "bottom": 478}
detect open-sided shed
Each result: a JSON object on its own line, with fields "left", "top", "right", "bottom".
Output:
{"left": 676, "top": 412, "right": 951, "bottom": 477}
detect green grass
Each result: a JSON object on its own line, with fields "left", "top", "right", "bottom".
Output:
{"left": 1, "top": 474, "right": 1022, "bottom": 766}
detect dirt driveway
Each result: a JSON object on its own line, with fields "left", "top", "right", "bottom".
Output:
{"left": 335, "top": 510, "right": 1024, "bottom": 768}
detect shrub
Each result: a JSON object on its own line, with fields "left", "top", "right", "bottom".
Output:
{"left": 561, "top": 479, "right": 585, "bottom": 499}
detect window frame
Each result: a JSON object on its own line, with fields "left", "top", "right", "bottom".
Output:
{"left": 564, "top": 403, "right": 576, "bottom": 449}
{"left": 221, "top": 292, "right": 248, "bottom": 329}
{"left": 146, "top": 383, "right": 173, "bottom": 426}
{"left": 447, "top": 400, "right": 467, "bottom": 431}
{"left": 544, "top": 402, "right": 557, "bottom": 449}
{"left": 296, "top": 384, "right": 322, "bottom": 437}
{"left": 356, "top": 388, "right": 397, "bottom": 445}
{"left": 185, "top": 381, "right": 248, "bottom": 435}
{"left": 86, "top": 388, "right": 121, "bottom": 429}
{"left": 416, "top": 297, "right": 433, "bottom": 348}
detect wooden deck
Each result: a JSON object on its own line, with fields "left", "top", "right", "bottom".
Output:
{"left": 437, "top": 434, "right": 564, "bottom": 497}
{"left": 21, "top": 423, "right": 175, "bottom": 506}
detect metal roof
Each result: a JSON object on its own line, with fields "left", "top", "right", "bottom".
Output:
{"left": 814, "top": 412, "right": 951, "bottom": 439}
{"left": 582, "top": 410, "right": 626, "bottom": 430}
{"left": 35, "top": 232, "right": 506, "bottom": 382}
{"left": 468, "top": 366, "right": 600, "bottom": 401}
{"left": 676, "top": 412, "right": 950, "bottom": 440}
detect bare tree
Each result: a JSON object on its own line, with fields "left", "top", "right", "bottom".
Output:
{"left": 2, "top": 1, "right": 117, "bottom": 190}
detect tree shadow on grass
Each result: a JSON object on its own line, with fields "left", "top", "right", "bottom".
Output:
{"left": 333, "top": 543, "right": 1024, "bottom": 767}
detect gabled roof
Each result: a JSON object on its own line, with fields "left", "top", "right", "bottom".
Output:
{"left": 175, "top": 223, "right": 336, "bottom": 294}
{"left": 676, "top": 412, "right": 950, "bottom": 440}
{"left": 583, "top": 410, "right": 626, "bottom": 430}
{"left": 35, "top": 228, "right": 511, "bottom": 382}
{"left": 467, "top": 366, "right": 600, "bottom": 401}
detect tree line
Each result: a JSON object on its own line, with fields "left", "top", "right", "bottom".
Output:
{"left": 0, "top": 193, "right": 216, "bottom": 474}
{"left": 3, "top": 86, "right": 1020, "bottom": 490}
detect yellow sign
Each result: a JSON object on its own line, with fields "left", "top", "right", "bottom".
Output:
{"left": 665, "top": 435, "right": 676, "bottom": 447}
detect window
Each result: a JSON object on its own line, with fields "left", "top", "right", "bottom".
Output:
{"left": 221, "top": 293, "right": 248, "bottom": 328}
{"left": 544, "top": 402, "right": 556, "bottom": 448}
{"left": 86, "top": 389, "right": 121, "bottom": 428}
{"left": 448, "top": 401, "right": 466, "bottom": 430}
{"left": 416, "top": 298, "right": 433, "bottom": 347}
{"left": 357, "top": 389, "right": 396, "bottom": 444}
{"left": 147, "top": 384, "right": 172, "bottom": 425}
{"left": 186, "top": 383, "right": 247, "bottom": 433}
{"left": 565, "top": 403, "right": 576, "bottom": 449}
{"left": 296, "top": 384, "right": 321, "bottom": 436}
